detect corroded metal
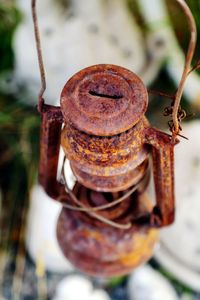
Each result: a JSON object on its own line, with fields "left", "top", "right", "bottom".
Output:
{"left": 60, "top": 65, "right": 176, "bottom": 227}
{"left": 39, "top": 104, "right": 64, "bottom": 199}
{"left": 60, "top": 65, "right": 148, "bottom": 136}
{"left": 61, "top": 117, "right": 149, "bottom": 192}
{"left": 60, "top": 65, "right": 150, "bottom": 193}
{"left": 57, "top": 184, "right": 158, "bottom": 277}
{"left": 38, "top": 64, "right": 176, "bottom": 277}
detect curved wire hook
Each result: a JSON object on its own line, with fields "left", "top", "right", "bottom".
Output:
{"left": 31, "top": 0, "right": 46, "bottom": 113}
{"left": 172, "top": 0, "right": 197, "bottom": 138}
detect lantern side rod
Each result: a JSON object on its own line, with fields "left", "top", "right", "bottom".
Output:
{"left": 31, "top": 0, "right": 46, "bottom": 113}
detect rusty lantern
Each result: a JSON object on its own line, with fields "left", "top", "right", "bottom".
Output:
{"left": 31, "top": 0, "right": 199, "bottom": 278}
{"left": 38, "top": 64, "right": 176, "bottom": 277}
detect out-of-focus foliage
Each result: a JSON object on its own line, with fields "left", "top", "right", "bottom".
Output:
{"left": 0, "top": 1, "right": 21, "bottom": 72}
{"left": 0, "top": 1, "right": 39, "bottom": 255}
{"left": 0, "top": 95, "right": 40, "bottom": 195}
{"left": 166, "top": 0, "right": 200, "bottom": 68}
{"left": 128, "top": 0, "right": 148, "bottom": 32}
{"left": 0, "top": 88, "right": 40, "bottom": 254}
{"left": 128, "top": 0, "right": 200, "bottom": 69}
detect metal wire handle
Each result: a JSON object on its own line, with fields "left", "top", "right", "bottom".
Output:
{"left": 172, "top": 0, "right": 197, "bottom": 138}
{"left": 31, "top": 0, "right": 46, "bottom": 113}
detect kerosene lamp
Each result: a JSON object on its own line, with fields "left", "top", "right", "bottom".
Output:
{"left": 32, "top": 0, "right": 196, "bottom": 277}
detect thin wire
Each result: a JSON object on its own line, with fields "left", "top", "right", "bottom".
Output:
{"left": 62, "top": 166, "right": 149, "bottom": 212}
{"left": 172, "top": 0, "right": 197, "bottom": 138}
{"left": 31, "top": 0, "right": 46, "bottom": 113}
{"left": 148, "top": 90, "right": 175, "bottom": 100}
{"left": 59, "top": 158, "right": 132, "bottom": 229}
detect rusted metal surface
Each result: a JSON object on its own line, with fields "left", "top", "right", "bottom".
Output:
{"left": 39, "top": 104, "right": 65, "bottom": 199}
{"left": 61, "top": 117, "right": 150, "bottom": 192}
{"left": 60, "top": 65, "right": 150, "bottom": 193}
{"left": 60, "top": 64, "right": 148, "bottom": 136}
{"left": 57, "top": 184, "right": 158, "bottom": 277}
{"left": 144, "top": 127, "right": 176, "bottom": 227}
{"left": 70, "top": 158, "right": 149, "bottom": 192}
{"left": 38, "top": 64, "right": 177, "bottom": 277}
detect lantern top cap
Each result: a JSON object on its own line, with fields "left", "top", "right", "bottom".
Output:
{"left": 60, "top": 64, "right": 148, "bottom": 136}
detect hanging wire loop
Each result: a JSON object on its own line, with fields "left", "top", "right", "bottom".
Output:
{"left": 31, "top": 0, "right": 47, "bottom": 113}
{"left": 171, "top": 0, "right": 197, "bottom": 139}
